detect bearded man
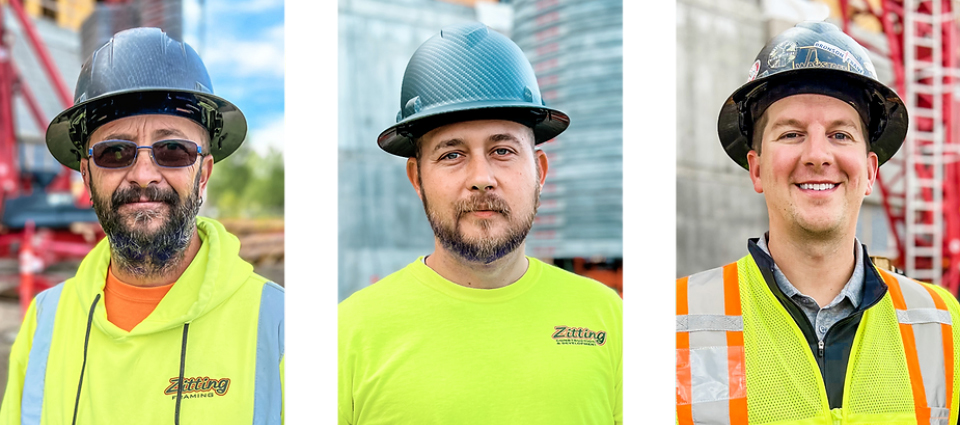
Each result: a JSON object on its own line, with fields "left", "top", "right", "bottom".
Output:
{"left": 0, "top": 28, "right": 284, "bottom": 424}
{"left": 338, "top": 22, "right": 622, "bottom": 425}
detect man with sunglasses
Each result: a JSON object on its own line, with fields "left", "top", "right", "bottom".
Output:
{"left": 0, "top": 28, "right": 283, "bottom": 424}
{"left": 338, "top": 23, "right": 622, "bottom": 425}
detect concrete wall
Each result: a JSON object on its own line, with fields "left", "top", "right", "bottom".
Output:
{"left": 676, "top": 0, "right": 769, "bottom": 277}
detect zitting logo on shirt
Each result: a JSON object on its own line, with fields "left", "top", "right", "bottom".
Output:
{"left": 552, "top": 326, "right": 606, "bottom": 346}
{"left": 164, "top": 376, "right": 231, "bottom": 399}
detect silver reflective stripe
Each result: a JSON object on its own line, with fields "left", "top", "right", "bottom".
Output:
{"left": 687, "top": 267, "right": 729, "bottom": 349}
{"left": 930, "top": 407, "right": 950, "bottom": 425}
{"left": 253, "top": 282, "right": 284, "bottom": 425}
{"left": 682, "top": 265, "right": 740, "bottom": 425}
{"left": 690, "top": 346, "right": 732, "bottom": 403}
{"left": 677, "top": 315, "right": 743, "bottom": 333}
{"left": 690, "top": 398, "right": 731, "bottom": 425}
{"left": 21, "top": 283, "right": 65, "bottom": 425}
{"left": 889, "top": 272, "right": 950, "bottom": 411}
{"left": 896, "top": 309, "right": 952, "bottom": 325}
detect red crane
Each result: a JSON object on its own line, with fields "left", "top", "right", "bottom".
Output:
{"left": 0, "top": 0, "right": 103, "bottom": 315}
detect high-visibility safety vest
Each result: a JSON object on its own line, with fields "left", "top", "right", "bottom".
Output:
{"left": 676, "top": 254, "right": 960, "bottom": 424}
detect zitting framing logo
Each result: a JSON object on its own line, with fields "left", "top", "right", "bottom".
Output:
{"left": 552, "top": 325, "right": 607, "bottom": 346}
{"left": 164, "top": 376, "right": 231, "bottom": 400}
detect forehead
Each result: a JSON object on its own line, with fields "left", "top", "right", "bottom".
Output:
{"left": 763, "top": 93, "right": 862, "bottom": 128}
{"left": 419, "top": 119, "right": 535, "bottom": 151}
{"left": 88, "top": 114, "right": 208, "bottom": 145}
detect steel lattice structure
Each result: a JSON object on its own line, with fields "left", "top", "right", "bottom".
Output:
{"left": 837, "top": 0, "right": 960, "bottom": 293}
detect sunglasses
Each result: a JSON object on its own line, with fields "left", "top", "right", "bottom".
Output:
{"left": 88, "top": 139, "right": 206, "bottom": 169}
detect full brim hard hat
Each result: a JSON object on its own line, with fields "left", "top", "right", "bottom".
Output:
{"left": 717, "top": 21, "right": 907, "bottom": 170}
{"left": 46, "top": 27, "right": 246, "bottom": 171}
{"left": 378, "top": 22, "right": 570, "bottom": 157}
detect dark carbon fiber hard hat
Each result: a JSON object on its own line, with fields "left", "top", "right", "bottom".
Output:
{"left": 46, "top": 27, "right": 247, "bottom": 171}
{"left": 717, "top": 21, "right": 907, "bottom": 169}
{"left": 378, "top": 22, "right": 570, "bottom": 157}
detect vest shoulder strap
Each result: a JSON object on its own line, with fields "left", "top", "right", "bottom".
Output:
{"left": 677, "top": 260, "right": 746, "bottom": 424}
{"left": 878, "top": 268, "right": 954, "bottom": 424}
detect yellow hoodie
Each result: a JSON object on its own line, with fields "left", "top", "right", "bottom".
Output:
{"left": 0, "top": 217, "right": 284, "bottom": 424}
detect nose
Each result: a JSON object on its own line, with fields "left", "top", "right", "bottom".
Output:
{"left": 466, "top": 156, "right": 496, "bottom": 191}
{"left": 127, "top": 146, "right": 163, "bottom": 187}
{"left": 802, "top": 129, "right": 832, "bottom": 169}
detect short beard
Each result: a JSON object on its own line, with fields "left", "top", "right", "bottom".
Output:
{"left": 420, "top": 169, "right": 540, "bottom": 265}
{"left": 90, "top": 172, "right": 202, "bottom": 279}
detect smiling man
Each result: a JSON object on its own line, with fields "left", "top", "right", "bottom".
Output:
{"left": 0, "top": 28, "right": 284, "bottom": 424}
{"left": 338, "top": 22, "right": 622, "bottom": 425}
{"left": 676, "top": 22, "right": 960, "bottom": 424}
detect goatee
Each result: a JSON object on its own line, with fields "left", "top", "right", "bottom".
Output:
{"left": 90, "top": 172, "right": 201, "bottom": 278}
{"left": 424, "top": 189, "right": 538, "bottom": 264}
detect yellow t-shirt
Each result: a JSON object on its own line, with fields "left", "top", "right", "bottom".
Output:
{"left": 338, "top": 257, "right": 622, "bottom": 425}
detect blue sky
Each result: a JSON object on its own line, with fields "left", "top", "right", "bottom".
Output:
{"left": 182, "top": 0, "right": 284, "bottom": 155}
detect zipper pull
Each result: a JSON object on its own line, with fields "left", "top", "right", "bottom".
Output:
{"left": 818, "top": 340, "right": 824, "bottom": 357}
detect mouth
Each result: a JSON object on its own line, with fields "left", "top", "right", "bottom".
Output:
{"left": 467, "top": 210, "right": 499, "bottom": 218}
{"left": 797, "top": 183, "right": 838, "bottom": 191}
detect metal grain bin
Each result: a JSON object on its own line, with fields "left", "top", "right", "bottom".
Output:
{"left": 512, "top": 0, "right": 623, "bottom": 260}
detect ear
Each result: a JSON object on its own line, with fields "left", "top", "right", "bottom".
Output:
{"left": 79, "top": 158, "right": 91, "bottom": 190}
{"left": 864, "top": 151, "right": 879, "bottom": 196}
{"left": 406, "top": 157, "right": 423, "bottom": 200}
{"left": 535, "top": 148, "right": 549, "bottom": 186}
{"left": 197, "top": 154, "right": 215, "bottom": 194}
{"left": 746, "top": 150, "right": 763, "bottom": 194}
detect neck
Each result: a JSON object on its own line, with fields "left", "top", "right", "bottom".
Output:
{"left": 110, "top": 232, "right": 202, "bottom": 288}
{"left": 766, "top": 227, "right": 858, "bottom": 307}
{"left": 425, "top": 242, "right": 529, "bottom": 289}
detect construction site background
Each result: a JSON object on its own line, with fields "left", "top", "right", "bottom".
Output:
{"left": 338, "top": 0, "right": 623, "bottom": 302}
{"left": 676, "top": 0, "right": 897, "bottom": 277}
{"left": 0, "top": 0, "right": 283, "bottom": 399}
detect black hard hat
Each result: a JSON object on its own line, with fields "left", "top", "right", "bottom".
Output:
{"left": 378, "top": 22, "right": 570, "bottom": 157}
{"left": 717, "top": 21, "right": 907, "bottom": 169}
{"left": 46, "top": 27, "right": 247, "bottom": 171}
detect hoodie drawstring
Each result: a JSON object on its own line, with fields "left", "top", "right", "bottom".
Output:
{"left": 174, "top": 323, "right": 190, "bottom": 424}
{"left": 72, "top": 294, "right": 100, "bottom": 425}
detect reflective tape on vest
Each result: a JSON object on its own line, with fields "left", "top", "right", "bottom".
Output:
{"left": 21, "top": 283, "right": 64, "bottom": 425}
{"left": 880, "top": 269, "right": 954, "bottom": 425}
{"left": 677, "top": 263, "right": 747, "bottom": 425}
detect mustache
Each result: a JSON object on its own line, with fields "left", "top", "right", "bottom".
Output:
{"left": 111, "top": 185, "right": 180, "bottom": 207}
{"left": 455, "top": 194, "right": 511, "bottom": 216}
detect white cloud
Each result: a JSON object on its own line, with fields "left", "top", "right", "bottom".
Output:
{"left": 202, "top": 24, "right": 284, "bottom": 78}
{"left": 247, "top": 114, "right": 284, "bottom": 155}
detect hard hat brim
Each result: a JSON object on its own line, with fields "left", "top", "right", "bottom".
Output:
{"left": 378, "top": 100, "right": 570, "bottom": 157}
{"left": 46, "top": 88, "right": 247, "bottom": 171}
{"left": 718, "top": 68, "right": 907, "bottom": 170}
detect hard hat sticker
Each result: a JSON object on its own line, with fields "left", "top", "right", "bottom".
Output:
{"left": 747, "top": 60, "right": 761, "bottom": 82}
{"left": 814, "top": 41, "right": 864, "bottom": 74}
{"left": 767, "top": 40, "right": 798, "bottom": 69}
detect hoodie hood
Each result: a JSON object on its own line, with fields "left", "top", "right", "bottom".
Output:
{"left": 71, "top": 216, "right": 254, "bottom": 339}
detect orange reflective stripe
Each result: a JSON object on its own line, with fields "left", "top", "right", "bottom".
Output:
{"left": 723, "top": 263, "right": 748, "bottom": 423}
{"left": 922, "top": 284, "right": 954, "bottom": 417}
{"left": 882, "top": 270, "right": 931, "bottom": 424}
{"left": 676, "top": 277, "right": 694, "bottom": 424}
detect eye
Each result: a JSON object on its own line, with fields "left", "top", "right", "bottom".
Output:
{"left": 832, "top": 132, "right": 851, "bottom": 141}
{"left": 439, "top": 152, "right": 462, "bottom": 161}
{"left": 493, "top": 148, "right": 512, "bottom": 156}
{"left": 780, "top": 132, "right": 801, "bottom": 139}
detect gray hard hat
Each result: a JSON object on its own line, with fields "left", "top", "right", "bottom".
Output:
{"left": 46, "top": 27, "right": 246, "bottom": 171}
{"left": 717, "top": 21, "right": 907, "bottom": 169}
{"left": 378, "top": 22, "right": 570, "bottom": 157}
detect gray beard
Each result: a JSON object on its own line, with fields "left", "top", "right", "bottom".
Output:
{"left": 89, "top": 171, "right": 202, "bottom": 279}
